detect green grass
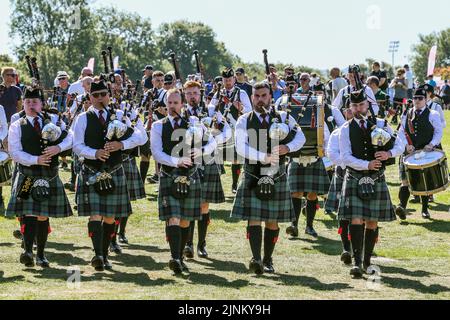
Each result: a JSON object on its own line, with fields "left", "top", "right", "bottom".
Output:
{"left": 1, "top": 113, "right": 450, "bottom": 300}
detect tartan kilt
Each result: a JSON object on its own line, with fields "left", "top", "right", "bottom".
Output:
{"left": 76, "top": 165, "right": 132, "bottom": 218}
{"left": 123, "top": 156, "right": 146, "bottom": 201}
{"left": 337, "top": 169, "right": 396, "bottom": 222}
{"left": 200, "top": 163, "right": 225, "bottom": 204}
{"left": 325, "top": 167, "right": 345, "bottom": 212}
{"left": 288, "top": 159, "right": 331, "bottom": 195}
{"left": 158, "top": 168, "right": 202, "bottom": 221}
{"left": 231, "top": 164, "right": 294, "bottom": 223}
{"left": 5, "top": 165, "right": 73, "bottom": 218}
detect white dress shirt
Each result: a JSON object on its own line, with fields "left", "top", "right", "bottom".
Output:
{"left": 68, "top": 80, "right": 85, "bottom": 96}
{"left": 339, "top": 118, "right": 405, "bottom": 171}
{"left": 235, "top": 110, "right": 306, "bottom": 163}
{"left": 8, "top": 113, "right": 73, "bottom": 167}
{"left": 150, "top": 115, "right": 217, "bottom": 168}
{"left": 427, "top": 100, "right": 446, "bottom": 128}
{"left": 398, "top": 106, "right": 443, "bottom": 148}
{"left": 72, "top": 107, "right": 141, "bottom": 160}
{"left": 333, "top": 85, "right": 379, "bottom": 116}
{"left": 326, "top": 128, "right": 344, "bottom": 169}
{"left": 0, "top": 105, "right": 8, "bottom": 141}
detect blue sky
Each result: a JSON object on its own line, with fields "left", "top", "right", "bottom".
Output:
{"left": 0, "top": 0, "right": 449, "bottom": 70}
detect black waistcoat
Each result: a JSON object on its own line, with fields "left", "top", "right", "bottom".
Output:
{"left": 161, "top": 117, "right": 189, "bottom": 173}
{"left": 349, "top": 119, "right": 376, "bottom": 162}
{"left": 405, "top": 108, "right": 434, "bottom": 150}
{"left": 84, "top": 110, "right": 122, "bottom": 170}
{"left": 245, "top": 111, "right": 287, "bottom": 175}
{"left": 20, "top": 115, "right": 60, "bottom": 169}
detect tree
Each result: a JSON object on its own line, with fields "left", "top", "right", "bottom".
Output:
{"left": 157, "top": 21, "right": 234, "bottom": 79}
{"left": 411, "top": 28, "right": 450, "bottom": 83}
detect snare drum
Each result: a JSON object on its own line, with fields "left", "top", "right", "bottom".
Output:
{"left": 0, "top": 150, "right": 13, "bottom": 186}
{"left": 403, "top": 150, "right": 450, "bottom": 196}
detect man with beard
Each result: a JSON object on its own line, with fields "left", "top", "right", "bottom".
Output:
{"left": 231, "top": 82, "right": 305, "bottom": 274}
{"left": 338, "top": 89, "right": 404, "bottom": 278}
{"left": 182, "top": 81, "right": 232, "bottom": 259}
{"left": 72, "top": 79, "right": 142, "bottom": 271}
{"left": 151, "top": 89, "right": 217, "bottom": 274}
{"left": 209, "top": 68, "right": 252, "bottom": 193}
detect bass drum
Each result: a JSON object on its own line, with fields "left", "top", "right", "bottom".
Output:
{"left": 0, "top": 150, "right": 13, "bottom": 186}
{"left": 403, "top": 150, "right": 450, "bottom": 196}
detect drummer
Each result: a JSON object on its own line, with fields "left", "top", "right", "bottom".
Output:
{"left": 396, "top": 87, "right": 443, "bottom": 220}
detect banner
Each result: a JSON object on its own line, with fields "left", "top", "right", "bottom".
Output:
{"left": 87, "top": 58, "right": 95, "bottom": 73}
{"left": 427, "top": 45, "right": 437, "bottom": 77}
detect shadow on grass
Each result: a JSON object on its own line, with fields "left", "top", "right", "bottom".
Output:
{"left": 289, "top": 236, "right": 343, "bottom": 257}
{"left": 190, "top": 257, "right": 248, "bottom": 274}
{"left": 273, "top": 273, "right": 352, "bottom": 291}
{"left": 429, "top": 202, "right": 450, "bottom": 213}
{"left": 46, "top": 242, "right": 91, "bottom": 252}
{"left": 405, "top": 220, "right": 450, "bottom": 234}
{"left": 124, "top": 243, "right": 169, "bottom": 254}
{"left": 187, "top": 272, "right": 250, "bottom": 288}
{"left": 382, "top": 276, "right": 450, "bottom": 294}
{"left": 110, "top": 252, "right": 167, "bottom": 272}
{"left": 0, "top": 271, "right": 25, "bottom": 284}
{"left": 0, "top": 242, "right": 16, "bottom": 248}
{"left": 381, "top": 265, "right": 437, "bottom": 278}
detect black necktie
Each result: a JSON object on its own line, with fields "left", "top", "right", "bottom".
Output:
{"left": 261, "top": 113, "right": 269, "bottom": 129}
{"left": 173, "top": 117, "right": 180, "bottom": 129}
{"left": 33, "top": 117, "right": 41, "bottom": 134}
{"left": 98, "top": 110, "right": 106, "bottom": 126}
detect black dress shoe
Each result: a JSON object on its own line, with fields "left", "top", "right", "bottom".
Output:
{"left": 180, "top": 260, "right": 190, "bottom": 274}
{"left": 340, "top": 251, "right": 352, "bottom": 265}
{"left": 110, "top": 242, "right": 122, "bottom": 254}
{"left": 147, "top": 174, "right": 159, "bottom": 184}
{"left": 64, "top": 182, "right": 75, "bottom": 192}
{"left": 350, "top": 264, "right": 363, "bottom": 278}
{"left": 325, "top": 210, "right": 335, "bottom": 216}
{"left": 429, "top": 195, "right": 434, "bottom": 203}
{"left": 197, "top": 245, "right": 208, "bottom": 258}
{"left": 305, "top": 226, "right": 318, "bottom": 237}
{"left": 263, "top": 258, "right": 275, "bottom": 274}
{"left": 249, "top": 258, "right": 264, "bottom": 275}
{"left": 36, "top": 256, "right": 50, "bottom": 268}
{"left": 104, "top": 258, "right": 113, "bottom": 271}
{"left": 91, "top": 256, "right": 105, "bottom": 271}
{"left": 183, "top": 244, "right": 194, "bottom": 259}
{"left": 118, "top": 233, "right": 129, "bottom": 244}
{"left": 20, "top": 252, "right": 34, "bottom": 267}
{"left": 13, "top": 230, "right": 23, "bottom": 240}
{"left": 395, "top": 206, "right": 407, "bottom": 220}
{"left": 422, "top": 211, "right": 431, "bottom": 219}
{"left": 410, "top": 195, "right": 421, "bottom": 203}
{"left": 286, "top": 225, "right": 299, "bottom": 237}
{"left": 168, "top": 259, "right": 183, "bottom": 274}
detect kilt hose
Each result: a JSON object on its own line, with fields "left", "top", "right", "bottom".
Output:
{"left": 288, "top": 159, "right": 331, "bottom": 195}
{"left": 325, "top": 167, "right": 346, "bottom": 213}
{"left": 398, "top": 155, "right": 408, "bottom": 181}
{"left": 122, "top": 155, "right": 146, "bottom": 201}
{"left": 5, "top": 165, "right": 73, "bottom": 218}
{"left": 337, "top": 169, "right": 396, "bottom": 222}
{"left": 200, "top": 163, "right": 225, "bottom": 204}
{"left": 231, "top": 164, "right": 295, "bottom": 223}
{"left": 76, "top": 165, "right": 132, "bottom": 218}
{"left": 158, "top": 168, "right": 202, "bottom": 221}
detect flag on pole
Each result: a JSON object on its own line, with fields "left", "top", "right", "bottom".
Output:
{"left": 427, "top": 45, "right": 437, "bottom": 77}
{"left": 87, "top": 58, "right": 95, "bottom": 73}
{"left": 113, "top": 56, "right": 120, "bottom": 71}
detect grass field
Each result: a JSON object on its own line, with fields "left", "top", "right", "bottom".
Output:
{"left": 1, "top": 113, "right": 450, "bottom": 300}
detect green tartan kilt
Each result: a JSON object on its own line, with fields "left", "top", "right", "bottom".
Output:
{"left": 123, "top": 156, "right": 146, "bottom": 201}
{"left": 231, "top": 164, "right": 294, "bottom": 222}
{"left": 76, "top": 165, "right": 132, "bottom": 218}
{"left": 288, "top": 159, "right": 331, "bottom": 195}
{"left": 325, "top": 167, "right": 345, "bottom": 213}
{"left": 5, "top": 165, "right": 73, "bottom": 218}
{"left": 337, "top": 169, "right": 396, "bottom": 222}
{"left": 158, "top": 168, "right": 202, "bottom": 221}
{"left": 200, "top": 163, "right": 225, "bottom": 204}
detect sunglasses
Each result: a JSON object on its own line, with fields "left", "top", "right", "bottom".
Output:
{"left": 413, "top": 96, "right": 425, "bottom": 101}
{"left": 92, "top": 92, "right": 108, "bottom": 98}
